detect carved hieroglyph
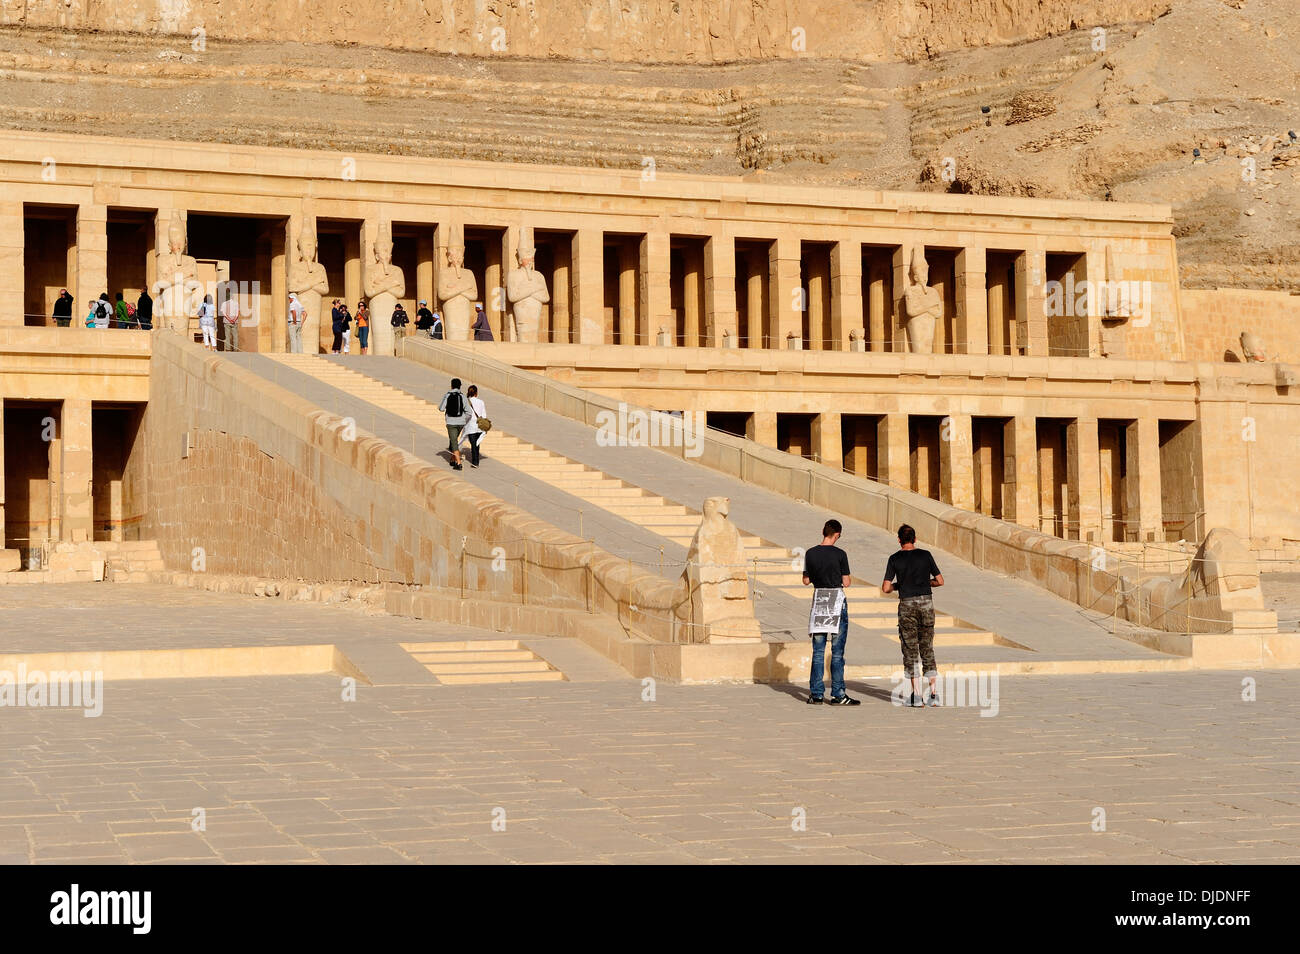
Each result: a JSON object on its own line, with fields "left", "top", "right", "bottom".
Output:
{"left": 901, "top": 246, "right": 941, "bottom": 354}
{"left": 681, "top": 496, "right": 761, "bottom": 643}
{"left": 437, "top": 220, "right": 477, "bottom": 341}
{"left": 506, "top": 225, "right": 550, "bottom": 342}
{"left": 288, "top": 210, "right": 329, "bottom": 353}
{"left": 154, "top": 211, "right": 197, "bottom": 333}
{"left": 364, "top": 220, "right": 405, "bottom": 356}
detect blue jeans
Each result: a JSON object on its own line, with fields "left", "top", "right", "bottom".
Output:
{"left": 809, "top": 598, "right": 848, "bottom": 699}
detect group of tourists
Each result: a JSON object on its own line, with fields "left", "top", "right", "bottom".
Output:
{"left": 803, "top": 519, "right": 944, "bottom": 707}
{"left": 281, "top": 298, "right": 499, "bottom": 355}
{"left": 50, "top": 288, "right": 155, "bottom": 330}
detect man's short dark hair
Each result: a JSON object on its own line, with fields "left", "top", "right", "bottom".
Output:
{"left": 822, "top": 519, "right": 842, "bottom": 538}
{"left": 451, "top": 378, "right": 462, "bottom": 389}
{"left": 897, "top": 524, "right": 916, "bottom": 545}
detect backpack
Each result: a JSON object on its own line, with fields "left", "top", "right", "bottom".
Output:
{"left": 444, "top": 391, "right": 464, "bottom": 418}
{"left": 95, "top": 301, "right": 109, "bottom": 321}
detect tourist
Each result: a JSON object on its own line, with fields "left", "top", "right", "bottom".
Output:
{"left": 438, "top": 377, "right": 469, "bottom": 471}
{"left": 430, "top": 310, "right": 443, "bottom": 340}
{"left": 330, "top": 299, "right": 344, "bottom": 354}
{"left": 125, "top": 300, "right": 137, "bottom": 328}
{"left": 340, "top": 303, "right": 353, "bottom": 353}
{"left": 114, "top": 292, "right": 129, "bottom": 329}
{"left": 287, "top": 292, "right": 304, "bottom": 353}
{"left": 881, "top": 524, "right": 944, "bottom": 708}
{"left": 136, "top": 289, "right": 153, "bottom": 331}
{"left": 472, "top": 304, "right": 494, "bottom": 341}
{"left": 52, "top": 289, "right": 73, "bottom": 327}
{"left": 198, "top": 293, "right": 217, "bottom": 350}
{"left": 802, "top": 518, "right": 859, "bottom": 705}
{"left": 356, "top": 299, "right": 370, "bottom": 355}
{"left": 94, "top": 293, "right": 112, "bottom": 329}
{"left": 221, "top": 285, "right": 241, "bottom": 352}
{"left": 391, "top": 302, "right": 409, "bottom": 345}
{"left": 415, "top": 299, "right": 434, "bottom": 337}
{"left": 461, "top": 384, "right": 488, "bottom": 467}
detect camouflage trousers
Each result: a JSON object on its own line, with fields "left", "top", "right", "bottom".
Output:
{"left": 898, "top": 595, "right": 937, "bottom": 678}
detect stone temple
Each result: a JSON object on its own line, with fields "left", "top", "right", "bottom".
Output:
{"left": 0, "top": 0, "right": 1296, "bottom": 866}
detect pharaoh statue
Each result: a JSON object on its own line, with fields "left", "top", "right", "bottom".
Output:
{"left": 287, "top": 211, "right": 329, "bottom": 354}
{"left": 364, "top": 220, "right": 404, "bottom": 356}
{"left": 505, "top": 225, "right": 550, "bottom": 343}
{"left": 681, "top": 496, "right": 761, "bottom": 644}
{"left": 902, "top": 246, "right": 941, "bottom": 354}
{"left": 436, "top": 221, "right": 478, "bottom": 341}
{"left": 154, "top": 211, "right": 198, "bottom": 333}
{"left": 1240, "top": 331, "right": 1267, "bottom": 362}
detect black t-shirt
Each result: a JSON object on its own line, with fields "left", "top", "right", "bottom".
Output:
{"left": 804, "top": 544, "right": 850, "bottom": 588}
{"left": 883, "top": 548, "right": 941, "bottom": 599}
{"left": 415, "top": 307, "right": 434, "bottom": 329}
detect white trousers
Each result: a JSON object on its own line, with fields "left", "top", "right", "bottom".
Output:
{"left": 201, "top": 324, "right": 216, "bottom": 347}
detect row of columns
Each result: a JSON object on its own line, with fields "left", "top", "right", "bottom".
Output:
{"left": 0, "top": 398, "right": 95, "bottom": 554}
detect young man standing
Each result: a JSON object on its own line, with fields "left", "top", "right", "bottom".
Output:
{"left": 287, "top": 293, "right": 304, "bottom": 353}
{"left": 438, "top": 377, "right": 469, "bottom": 471}
{"left": 802, "top": 519, "right": 859, "bottom": 706}
{"left": 882, "top": 524, "right": 944, "bottom": 708}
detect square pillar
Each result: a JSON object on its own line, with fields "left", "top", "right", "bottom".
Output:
{"left": 618, "top": 239, "right": 638, "bottom": 345}
{"left": 877, "top": 414, "right": 910, "bottom": 492}
{"left": 416, "top": 230, "right": 435, "bottom": 320}
{"left": 1067, "top": 417, "right": 1102, "bottom": 542}
{"left": 1084, "top": 247, "right": 1105, "bottom": 357}
{"left": 1015, "top": 248, "right": 1048, "bottom": 357}
{"left": 703, "top": 233, "right": 735, "bottom": 349}
{"left": 955, "top": 247, "right": 988, "bottom": 356}
{"left": 60, "top": 399, "right": 93, "bottom": 544}
{"left": 812, "top": 412, "right": 841, "bottom": 469}
{"left": 1126, "top": 418, "right": 1163, "bottom": 542}
{"left": 770, "top": 235, "right": 801, "bottom": 349}
{"left": 76, "top": 204, "right": 108, "bottom": 322}
{"left": 986, "top": 266, "right": 1007, "bottom": 356}
{"left": 748, "top": 412, "right": 778, "bottom": 449}
{"left": 640, "top": 229, "right": 671, "bottom": 347}
{"left": 805, "top": 249, "right": 830, "bottom": 350}
{"left": 745, "top": 249, "right": 766, "bottom": 349}
{"left": 866, "top": 254, "right": 888, "bottom": 352}
{"left": 551, "top": 237, "right": 572, "bottom": 344}
{"left": 829, "top": 238, "right": 863, "bottom": 352}
{"left": 682, "top": 242, "right": 703, "bottom": 348}
{"left": 939, "top": 413, "right": 974, "bottom": 511}
{"left": 1004, "top": 416, "right": 1039, "bottom": 529}
{"left": 891, "top": 242, "right": 915, "bottom": 352}
{"left": 0, "top": 202, "right": 22, "bottom": 326}
{"left": 571, "top": 228, "right": 605, "bottom": 344}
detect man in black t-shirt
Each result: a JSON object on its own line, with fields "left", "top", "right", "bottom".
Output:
{"left": 802, "top": 519, "right": 860, "bottom": 706}
{"left": 882, "top": 524, "right": 944, "bottom": 708}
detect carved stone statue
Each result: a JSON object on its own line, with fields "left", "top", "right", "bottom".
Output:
{"left": 364, "top": 220, "right": 404, "bottom": 357}
{"left": 1240, "top": 331, "right": 1267, "bottom": 362}
{"left": 437, "top": 221, "right": 477, "bottom": 341}
{"left": 505, "top": 225, "right": 550, "bottom": 343}
{"left": 287, "top": 212, "right": 329, "bottom": 354}
{"left": 901, "top": 246, "right": 941, "bottom": 354}
{"left": 1188, "top": 528, "right": 1259, "bottom": 601}
{"left": 1099, "top": 244, "right": 1130, "bottom": 359}
{"left": 681, "top": 496, "right": 761, "bottom": 643}
{"left": 154, "top": 211, "right": 197, "bottom": 333}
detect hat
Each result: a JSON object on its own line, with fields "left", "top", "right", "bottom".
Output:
{"left": 419, "top": 299, "right": 427, "bottom": 305}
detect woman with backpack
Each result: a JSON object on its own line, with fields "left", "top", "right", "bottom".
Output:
{"left": 438, "top": 377, "right": 470, "bottom": 471}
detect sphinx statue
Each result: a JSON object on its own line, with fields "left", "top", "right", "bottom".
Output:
{"left": 154, "top": 211, "right": 198, "bottom": 333}
{"left": 436, "top": 221, "right": 477, "bottom": 341}
{"left": 681, "top": 496, "right": 762, "bottom": 643}
{"left": 505, "top": 225, "right": 550, "bottom": 343}
{"left": 364, "top": 220, "right": 404, "bottom": 357}
{"left": 901, "top": 246, "right": 941, "bottom": 354}
{"left": 1240, "top": 331, "right": 1267, "bottom": 362}
{"left": 287, "top": 211, "right": 329, "bottom": 354}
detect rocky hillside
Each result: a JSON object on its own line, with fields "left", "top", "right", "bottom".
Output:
{"left": 0, "top": 0, "right": 1293, "bottom": 289}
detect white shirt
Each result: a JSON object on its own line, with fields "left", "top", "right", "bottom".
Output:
{"left": 288, "top": 299, "right": 304, "bottom": 324}
{"left": 198, "top": 302, "right": 216, "bottom": 326}
{"left": 463, "top": 396, "right": 487, "bottom": 436}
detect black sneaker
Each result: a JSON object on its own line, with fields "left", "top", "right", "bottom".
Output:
{"left": 451, "top": 463, "right": 462, "bottom": 471}
{"left": 909, "top": 693, "right": 924, "bottom": 708}
{"left": 927, "top": 690, "right": 941, "bottom": 707}
{"left": 829, "top": 695, "right": 861, "bottom": 706}
{"left": 806, "top": 695, "right": 824, "bottom": 705}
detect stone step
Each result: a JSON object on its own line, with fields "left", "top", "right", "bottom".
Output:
{"left": 422, "top": 660, "right": 555, "bottom": 675}
{"left": 435, "top": 670, "right": 567, "bottom": 685}
{"left": 409, "top": 650, "right": 537, "bottom": 663}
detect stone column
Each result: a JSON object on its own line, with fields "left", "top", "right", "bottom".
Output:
{"left": 877, "top": 414, "right": 910, "bottom": 492}
{"left": 682, "top": 242, "right": 703, "bottom": 348}
{"left": 1003, "top": 416, "right": 1039, "bottom": 529}
{"left": 551, "top": 238, "right": 572, "bottom": 344}
{"left": 1067, "top": 417, "right": 1102, "bottom": 542}
{"left": 987, "top": 265, "right": 1007, "bottom": 356}
{"left": 76, "top": 204, "right": 108, "bottom": 323}
{"left": 703, "top": 233, "right": 735, "bottom": 349}
{"left": 829, "top": 238, "right": 862, "bottom": 353}
{"left": 1126, "top": 417, "right": 1163, "bottom": 542}
{"left": 867, "top": 253, "right": 888, "bottom": 352}
{"left": 955, "top": 246, "right": 988, "bottom": 356}
{"left": 60, "top": 399, "right": 93, "bottom": 544}
{"left": 416, "top": 230, "right": 435, "bottom": 320}
{"left": 939, "top": 413, "right": 975, "bottom": 511}
{"left": 269, "top": 218, "right": 287, "bottom": 353}
{"left": 1084, "top": 247, "right": 1105, "bottom": 357}
{"left": 1015, "top": 248, "right": 1048, "bottom": 357}
{"left": 618, "top": 240, "right": 638, "bottom": 345}
{"left": 748, "top": 412, "right": 778, "bottom": 449}
{"left": 486, "top": 229, "right": 507, "bottom": 342}
{"left": 890, "top": 243, "right": 912, "bottom": 353}
{"left": 343, "top": 227, "right": 361, "bottom": 346}
{"left": 0, "top": 399, "right": 5, "bottom": 539}
{"left": 0, "top": 202, "right": 22, "bottom": 326}
{"left": 811, "top": 412, "right": 841, "bottom": 469}
{"left": 805, "top": 247, "right": 829, "bottom": 350}
{"left": 571, "top": 228, "right": 605, "bottom": 345}
{"left": 745, "top": 249, "right": 765, "bottom": 349}
{"left": 640, "top": 229, "right": 671, "bottom": 348}
{"left": 769, "top": 235, "right": 801, "bottom": 349}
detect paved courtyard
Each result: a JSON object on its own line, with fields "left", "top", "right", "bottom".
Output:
{"left": 0, "top": 586, "right": 1296, "bottom": 864}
